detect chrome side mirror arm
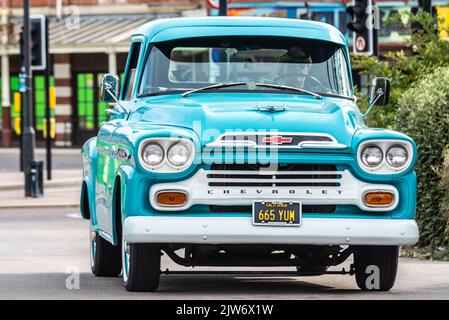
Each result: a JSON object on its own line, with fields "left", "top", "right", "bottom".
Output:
{"left": 362, "top": 88, "right": 384, "bottom": 119}
{"left": 105, "top": 108, "right": 120, "bottom": 117}
{"left": 104, "top": 83, "right": 127, "bottom": 115}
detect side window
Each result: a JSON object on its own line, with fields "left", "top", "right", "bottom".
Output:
{"left": 122, "top": 41, "right": 142, "bottom": 100}
{"left": 336, "top": 49, "right": 351, "bottom": 96}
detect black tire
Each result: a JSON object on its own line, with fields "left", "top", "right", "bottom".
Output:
{"left": 90, "top": 231, "right": 122, "bottom": 277}
{"left": 123, "top": 242, "right": 161, "bottom": 292}
{"left": 354, "top": 246, "right": 399, "bottom": 291}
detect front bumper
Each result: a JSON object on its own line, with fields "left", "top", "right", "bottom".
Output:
{"left": 124, "top": 216, "right": 419, "bottom": 246}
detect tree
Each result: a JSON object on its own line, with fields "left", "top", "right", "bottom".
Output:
{"left": 352, "top": 11, "right": 449, "bottom": 129}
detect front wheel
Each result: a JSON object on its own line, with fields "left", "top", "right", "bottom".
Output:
{"left": 90, "top": 230, "right": 122, "bottom": 277}
{"left": 354, "top": 246, "right": 399, "bottom": 291}
{"left": 122, "top": 238, "right": 161, "bottom": 292}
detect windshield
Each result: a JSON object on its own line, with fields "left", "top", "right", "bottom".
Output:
{"left": 138, "top": 36, "right": 352, "bottom": 98}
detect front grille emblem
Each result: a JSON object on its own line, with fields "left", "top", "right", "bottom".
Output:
{"left": 263, "top": 136, "right": 293, "bottom": 145}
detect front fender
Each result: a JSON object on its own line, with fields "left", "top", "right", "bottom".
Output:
{"left": 351, "top": 128, "right": 417, "bottom": 179}
{"left": 350, "top": 128, "right": 417, "bottom": 220}
{"left": 110, "top": 164, "right": 138, "bottom": 245}
{"left": 81, "top": 137, "right": 98, "bottom": 223}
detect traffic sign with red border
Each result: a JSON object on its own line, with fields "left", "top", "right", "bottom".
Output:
{"left": 207, "top": 0, "right": 232, "bottom": 10}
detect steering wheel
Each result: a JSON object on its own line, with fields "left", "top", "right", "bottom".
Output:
{"left": 275, "top": 72, "right": 327, "bottom": 92}
{"left": 171, "top": 69, "right": 193, "bottom": 82}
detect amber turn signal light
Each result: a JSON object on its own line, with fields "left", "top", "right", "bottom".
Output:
{"left": 156, "top": 191, "right": 187, "bottom": 206}
{"left": 364, "top": 192, "right": 394, "bottom": 207}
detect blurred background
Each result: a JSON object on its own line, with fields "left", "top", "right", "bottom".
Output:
{"left": 0, "top": 0, "right": 448, "bottom": 149}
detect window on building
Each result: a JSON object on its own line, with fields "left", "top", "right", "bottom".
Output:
{"left": 10, "top": 76, "right": 20, "bottom": 125}
{"left": 0, "top": 76, "right": 19, "bottom": 131}
{"left": 34, "top": 76, "right": 56, "bottom": 131}
{"left": 77, "top": 73, "right": 95, "bottom": 130}
{"left": 0, "top": 75, "right": 53, "bottom": 136}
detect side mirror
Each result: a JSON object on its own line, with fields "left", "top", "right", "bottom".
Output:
{"left": 369, "top": 77, "right": 390, "bottom": 106}
{"left": 99, "top": 74, "right": 120, "bottom": 103}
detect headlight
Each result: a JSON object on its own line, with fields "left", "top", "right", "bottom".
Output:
{"left": 141, "top": 143, "right": 164, "bottom": 167}
{"left": 167, "top": 143, "right": 191, "bottom": 167}
{"left": 361, "top": 145, "right": 383, "bottom": 167}
{"left": 139, "top": 137, "right": 195, "bottom": 173}
{"left": 386, "top": 145, "right": 408, "bottom": 168}
{"left": 357, "top": 139, "right": 414, "bottom": 174}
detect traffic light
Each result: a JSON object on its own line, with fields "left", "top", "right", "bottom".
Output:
{"left": 347, "top": 0, "right": 375, "bottom": 56}
{"left": 30, "top": 16, "right": 46, "bottom": 70}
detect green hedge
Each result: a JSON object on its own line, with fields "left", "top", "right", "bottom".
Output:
{"left": 394, "top": 67, "right": 449, "bottom": 247}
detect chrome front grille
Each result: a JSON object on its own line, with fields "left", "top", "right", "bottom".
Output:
{"left": 149, "top": 164, "right": 399, "bottom": 212}
{"left": 207, "top": 164, "right": 341, "bottom": 187}
{"left": 209, "top": 204, "right": 336, "bottom": 214}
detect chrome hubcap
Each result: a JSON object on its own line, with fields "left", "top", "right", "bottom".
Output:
{"left": 122, "top": 237, "right": 130, "bottom": 282}
{"left": 90, "top": 230, "right": 96, "bottom": 268}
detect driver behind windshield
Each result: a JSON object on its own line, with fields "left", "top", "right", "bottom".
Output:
{"left": 277, "top": 47, "right": 315, "bottom": 90}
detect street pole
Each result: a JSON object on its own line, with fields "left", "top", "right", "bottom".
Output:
{"left": 19, "top": 68, "right": 24, "bottom": 172}
{"left": 22, "top": 0, "right": 36, "bottom": 197}
{"left": 420, "top": 0, "right": 432, "bottom": 13}
{"left": 219, "top": 0, "right": 227, "bottom": 16}
{"left": 373, "top": 0, "right": 379, "bottom": 57}
{"left": 1, "top": 5, "right": 12, "bottom": 148}
{"left": 373, "top": 28, "right": 379, "bottom": 57}
{"left": 44, "top": 16, "right": 52, "bottom": 181}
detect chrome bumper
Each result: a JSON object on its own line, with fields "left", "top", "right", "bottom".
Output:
{"left": 124, "top": 217, "right": 419, "bottom": 246}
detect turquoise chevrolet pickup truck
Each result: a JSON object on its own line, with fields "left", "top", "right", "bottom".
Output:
{"left": 80, "top": 17, "right": 419, "bottom": 292}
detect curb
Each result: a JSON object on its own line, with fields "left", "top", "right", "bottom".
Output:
{"left": 0, "top": 203, "right": 80, "bottom": 209}
{"left": 0, "top": 148, "right": 81, "bottom": 156}
{"left": 0, "top": 180, "right": 81, "bottom": 191}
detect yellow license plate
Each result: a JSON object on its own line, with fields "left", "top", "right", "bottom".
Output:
{"left": 253, "top": 201, "right": 301, "bottom": 226}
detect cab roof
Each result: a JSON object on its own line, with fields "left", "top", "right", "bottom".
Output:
{"left": 133, "top": 17, "right": 347, "bottom": 46}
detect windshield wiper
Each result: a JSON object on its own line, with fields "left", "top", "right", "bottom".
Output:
{"left": 181, "top": 81, "right": 322, "bottom": 99}
{"left": 253, "top": 83, "right": 322, "bottom": 99}
{"left": 182, "top": 82, "right": 246, "bottom": 97}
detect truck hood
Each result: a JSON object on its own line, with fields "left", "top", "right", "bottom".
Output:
{"left": 128, "top": 93, "right": 363, "bottom": 151}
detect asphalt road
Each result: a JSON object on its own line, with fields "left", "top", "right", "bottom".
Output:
{"left": 0, "top": 207, "right": 448, "bottom": 300}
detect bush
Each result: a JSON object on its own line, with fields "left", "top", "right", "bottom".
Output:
{"left": 352, "top": 12, "right": 449, "bottom": 129}
{"left": 438, "top": 149, "right": 449, "bottom": 240}
{"left": 351, "top": 12, "right": 449, "bottom": 253}
{"left": 395, "top": 67, "right": 449, "bottom": 247}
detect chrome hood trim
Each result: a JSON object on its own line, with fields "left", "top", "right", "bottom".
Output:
{"left": 205, "top": 132, "right": 348, "bottom": 149}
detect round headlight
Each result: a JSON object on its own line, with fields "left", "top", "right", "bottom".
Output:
{"left": 361, "top": 145, "right": 383, "bottom": 167}
{"left": 386, "top": 145, "right": 408, "bottom": 168}
{"left": 167, "top": 143, "right": 191, "bottom": 167}
{"left": 142, "top": 143, "right": 164, "bottom": 167}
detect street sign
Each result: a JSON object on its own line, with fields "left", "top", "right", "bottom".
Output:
{"left": 207, "top": 0, "right": 231, "bottom": 10}
{"left": 355, "top": 35, "right": 367, "bottom": 51}
{"left": 18, "top": 71, "right": 26, "bottom": 93}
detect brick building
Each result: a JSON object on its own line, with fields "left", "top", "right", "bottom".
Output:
{"left": 0, "top": 0, "right": 447, "bottom": 147}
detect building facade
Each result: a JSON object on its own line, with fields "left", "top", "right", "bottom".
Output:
{"left": 0, "top": 0, "right": 448, "bottom": 148}
{"left": 0, "top": 0, "right": 205, "bottom": 148}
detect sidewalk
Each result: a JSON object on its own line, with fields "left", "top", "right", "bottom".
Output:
{"left": 0, "top": 169, "right": 81, "bottom": 209}
{"left": 0, "top": 147, "right": 81, "bottom": 156}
